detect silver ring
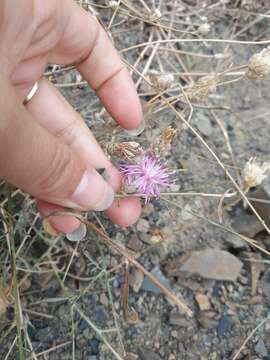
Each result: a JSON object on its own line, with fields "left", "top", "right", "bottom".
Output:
{"left": 23, "top": 80, "right": 40, "bottom": 105}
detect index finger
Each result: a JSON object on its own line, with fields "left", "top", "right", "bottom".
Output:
{"left": 51, "top": 1, "right": 143, "bottom": 130}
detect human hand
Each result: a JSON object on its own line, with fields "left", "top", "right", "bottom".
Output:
{"left": 0, "top": 0, "right": 143, "bottom": 233}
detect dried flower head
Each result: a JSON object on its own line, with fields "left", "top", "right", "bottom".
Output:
{"left": 246, "top": 47, "right": 270, "bottom": 79}
{"left": 108, "top": 0, "right": 119, "bottom": 10}
{"left": 149, "top": 8, "right": 162, "bottom": 21}
{"left": 106, "top": 141, "right": 143, "bottom": 161}
{"left": 198, "top": 23, "right": 211, "bottom": 36}
{"left": 242, "top": 158, "right": 270, "bottom": 189}
{"left": 240, "top": 0, "right": 256, "bottom": 10}
{"left": 151, "top": 229, "right": 165, "bottom": 244}
{"left": 120, "top": 152, "right": 172, "bottom": 203}
{"left": 151, "top": 126, "right": 177, "bottom": 155}
{"left": 185, "top": 75, "right": 217, "bottom": 101}
{"left": 148, "top": 70, "right": 175, "bottom": 91}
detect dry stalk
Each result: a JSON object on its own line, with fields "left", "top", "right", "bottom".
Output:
{"left": 160, "top": 95, "right": 270, "bottom": 235}
{"left": 231, "top": 314, "right": 270, "bottom": 360}
{"left": 84, "top": 218, "right": 193, "bottom": 317}
{"left": 46, "top": 211, "right": 192, "bottom": 317}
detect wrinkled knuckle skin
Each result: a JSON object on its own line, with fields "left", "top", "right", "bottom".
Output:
{"left": 76, "top": 16, "right": 100, "bottom": 66}
{"left": 37, "top": 143, "right": 78, "bottom": 199}
{"left": 55, "top": 119, "right": 77, "bottom": 146}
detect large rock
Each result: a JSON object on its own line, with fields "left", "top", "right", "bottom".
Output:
{"left": 231, "top": 213, "right": 265, "bottom": 237}
{"left": 180, "top": 249, "right": 243, "bottom": 281}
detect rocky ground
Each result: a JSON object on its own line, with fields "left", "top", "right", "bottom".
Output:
{"left": 1, "top": 1, "right": 270, "bottom": 359}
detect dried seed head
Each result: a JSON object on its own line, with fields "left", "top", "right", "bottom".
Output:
{"left": 151, "top": 126, "right": 177, "bottom": 155}
{"left": 246, "top": 47, "right": 270, "bottom": 79}
{"left": 242, "top": 158, "right": 270, "bottom": 189}
{"left": 157, "top": 73, "right": 175, "bottom": 90}
{"left": 240, "top": 0, "right": 255, "bottom": 10}
{"left": 186, "top": 75, "right": 217, "bottom": 102}
{"left": 149, "top": 8, "right": 162, "bottom": 21}
{"left": 108, "top": 0, "right": 119, "bottom": 10}
{"left": 148, "top": 70, "right": 175, "bottom": 90}
{"left": 151, "top": 229, "right": 165, "bottom": 244}
{"left": 106, "top": 141, "right": 143, "bottom": 161}
{"left": 198, "top": 23, "right": 211, "bottom": 36}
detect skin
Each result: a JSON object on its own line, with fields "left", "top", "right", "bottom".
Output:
{"left": 0, "top": 0, "right": 142, "bottom": 232}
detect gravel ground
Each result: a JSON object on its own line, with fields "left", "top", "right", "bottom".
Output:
{"left": 1, "top": 1, "right": 270, "bottom": 359}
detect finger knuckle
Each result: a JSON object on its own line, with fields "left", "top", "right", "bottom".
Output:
{"left": 77, "top": 16, "right": 100, "bottom": 65}
{"left": 54, "top": 119, "right": 78, "bottom": 146}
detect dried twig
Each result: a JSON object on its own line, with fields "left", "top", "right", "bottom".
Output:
{"left": 84, "top": 218, "right": 193, "bottom": 317}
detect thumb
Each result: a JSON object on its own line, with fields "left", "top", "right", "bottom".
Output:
{"left": 0, "top": 81, "right": 114, "bottom": 211}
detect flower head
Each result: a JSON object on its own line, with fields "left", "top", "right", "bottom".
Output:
{"left": 242, "top": 158, "right": 270, "bottom": 189}
{"left": 198, "top": 23, "right": 211, "bottom": 36}
{"left": 246, "top": 47, "right": 270, "bottom": 79}
{"left": 186, "top": 75, "right": 217, "bottom": 102}
{"left": 120, "top": 152, "right": 172, "bottom": 203}
{"left": 106, "top": 141, "right": 143, "bottom": 161}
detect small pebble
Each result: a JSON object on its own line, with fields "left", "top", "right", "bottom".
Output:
{"left": 197, "top": 311, "right": 218, "bottom": 329}
{"left": 169, "top": 311, "right": 190, "bottom": 327}
{"left": 136, "top": 218, "right": 150, "bottom": 233}
{"left": 127, "top": 235, "right": 143, "bottom": 252}
{"left": 141, "top": 266, "right": 171, "bottom": 294}
{"left": 35, "top": 327, "right": 55, "bottom": 342}
{"left": 129, "top": 268, "right": 144, "bottom": 293}
{"left": 196, "top": 113, "right": 213, "bottom": 137}
{"left": 195, "top": 293, "right": 211, "bottom": 311}
{"left": 88, "top": 338, "right": 99, "bottom": 355}
{"left": 169, "top": 183, "right": 181, "bottom": 192}
{"left": 217, "top": 315, "right": 233, "bottom": 336}
{"left": 138, "top": 349, "right": 161, "bottom": 360}
{"left": 181, "top": 204, "right": 194, "bottom": 221}
{"left": 99, "top": 293, "right": 109, "bottom": 307}
{"left": 231, "top": 214, "right": 264, "bottom": 238}
{"left": 95, "top": 306, "right": 108, "bottom": 322}
{"left": 255, "top": 338, "right": 268, "bottom": 357}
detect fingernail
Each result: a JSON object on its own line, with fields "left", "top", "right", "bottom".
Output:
{"left": 125, "top": 118, "right": 145, "bottom": 136}
{"left": 43, "top": 218, "right": 60, "bottom": 236}
{"left": 71, "top": 170, "right": 114, "bottom": 211}
{"left": 49, "top": 215, "right": 81, "bottom": 234}
{"left": 66, "top": 223, "right": 87, "bottom": 242}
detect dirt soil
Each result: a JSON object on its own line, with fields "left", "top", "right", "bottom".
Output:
{"left": 1, "top": 1, "right": 270, "bottom": 359}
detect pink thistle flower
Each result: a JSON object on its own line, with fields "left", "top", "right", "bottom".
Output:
{"left": 119, "top": 152, "right": 172, "bottom": 203}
